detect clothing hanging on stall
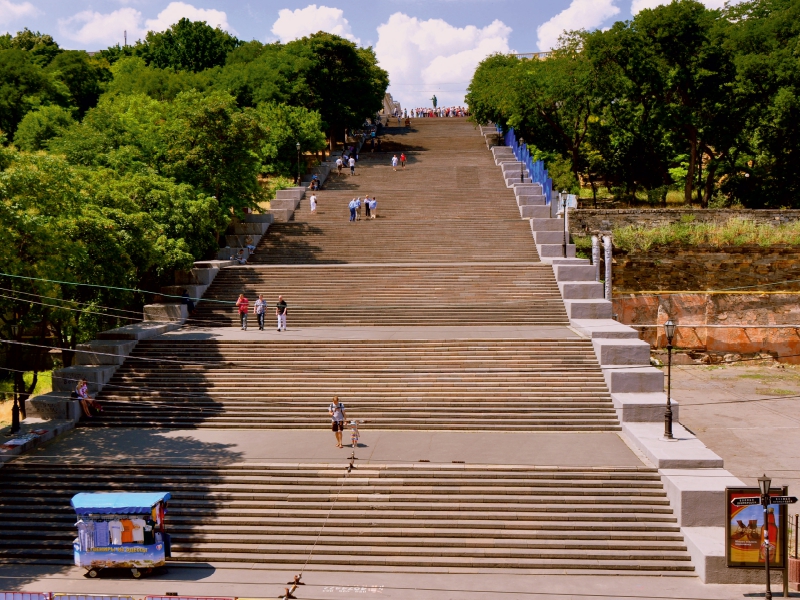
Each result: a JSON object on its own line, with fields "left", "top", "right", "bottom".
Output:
{"left": 94, "top": 520, "right": 109, "bottom": 546}
{"left": 109, "top": 520, "right": 123, "bottom": 545}
{"left": 131, "top": 518, "right": 146, "bottom": 543}
{"left": 76, "top": 520, "right": 94, "bottom": 551}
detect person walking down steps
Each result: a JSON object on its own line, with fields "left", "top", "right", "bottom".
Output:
{"left": 329, "top": 396, "right": 346, "bottom": 448}
{"left": 391, "top": 154, "right": 398, "bottom": 171}
{"left": 254, "top": 294, "right": 266, "bottom": 331}
{"left": 276, "top": 295, "right": 288, "bottom": 331}
{"left": 236, "top": 293, "right": 249, "bottom": 330}
{"left": 349, "top": 156, "right": 356, "bottom": 175}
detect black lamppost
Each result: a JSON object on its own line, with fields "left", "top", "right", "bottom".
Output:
{"left": 296, "top": 142, "right": 301, "bottom": 184}
{"left": 664, "top": 318, "right": 676, "bottom": 440}
{"left": 758, "top": 474, "right": 773, "bottom": 600}
{"left": 9, "top": 323, "right": 20, "bottom": 434}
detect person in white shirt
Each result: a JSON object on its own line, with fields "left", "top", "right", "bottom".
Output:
{"left": 391, "top": 155, "right": 398, "bottom": 171}
{"left": 329, "top": 396, "right": 346, "bottom": 448}
{"left": 310, "top": 194, "right": 317, "bottom": 214}
{"left": 336, "top": 157, "right": 343, "bottom": 175}
{"left": 349, "top": 156, "right": 356, "bottom": 175}
{"left": 254, "top": 294, "right": 267, "bottom": 330}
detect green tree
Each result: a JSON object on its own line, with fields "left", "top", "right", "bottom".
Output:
{"left": 162, "top": 90, "right": 265, "bottom": 213}
{"left": 0, "top": 49, "right": 68, "bottom": 137}
{"left": 13, "top": 105, "right": 75, "bottom": 151}
{"left": 140, "top": 18, "right": 241, "bottom": 72}
{"left": 720, "top": 0, "right": 800, "bottom": 206}
{"left": 104, "top": 56, "right": 211, "bottom": 101}
{"left": 256, "top": 102, "right": 326, "bottom": 175}
{"left": 281, "top": 33, "right": 389, "bottom": 147}
{"left": 46, "top": 51, "right": 111, "bottom": 115}
{"left": 1, "top": 28, "right": 62, "bottom": 66}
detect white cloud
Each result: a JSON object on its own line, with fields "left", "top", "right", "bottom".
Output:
{"left": 375, "top": 13, "right": 511, "bottom": 108}
{"left": 58, "top": 2, "right": 233, "bottom": 48}
{"left": 145, "top": 2, "right": 232, "bottom": 33}
{"left": 271, "top": 4, "right": 359, "bottom": 44}
{"left": 0, "top": 0, "right": 40, "bottom": 32}
{"left": 58, "top": 7, "right": 142, "bottom": 47}
{"left": 536, "top": 0, "right": 620, "bottom": 51}
{"left": 632, "top": 0, "right": 733, "bottom": 12}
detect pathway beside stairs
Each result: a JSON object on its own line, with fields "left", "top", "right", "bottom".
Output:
{"left": 0, "top": 119, "right": 699, "bottom": 590}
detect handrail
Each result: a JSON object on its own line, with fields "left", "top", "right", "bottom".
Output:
{"left": 510, "top": 52, "right": 551, "bottom": 60}
{"left": 496, "top": 125, "right": 553, "bottom": 206}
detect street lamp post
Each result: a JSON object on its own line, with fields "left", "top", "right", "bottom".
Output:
{"left": 9, "top": 323, "right": 20, "bottom": 434}
{"left": 296, "top": 142, "right": 301, "bottom": 185}
{"left": 758, "top": 474, "right": 773, "bottom": 600}
{"left": 664, "top": 319, "right": 676, "bottom": 440}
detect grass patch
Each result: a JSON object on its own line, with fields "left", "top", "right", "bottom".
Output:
{"left": 739, "top": 373, "right": 769, "bottom": 380}
{"left": 613, "top": 218, "right": 800, "bottom": 252}
{"left": 0, "top": 371, "right": 53, "bottom": 397}
{"left": 755, "top": 387, "right": 796, "bottom": 396}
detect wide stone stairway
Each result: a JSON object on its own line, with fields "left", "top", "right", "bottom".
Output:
{"left": 83, "top": 339, "right": 618, "bottom": 431}
{"left": 0, "top": 118, "right": 695, "bottom": 577}
{"left": 0, "top": 462, "right": 691, "bottom": 571}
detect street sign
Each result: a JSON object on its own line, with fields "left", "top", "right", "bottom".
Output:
{"left": 731, "top": 496, "right": 761, "bottom": 506}
{"left": 769, "top": 496, "right": 798, "bottom": 505}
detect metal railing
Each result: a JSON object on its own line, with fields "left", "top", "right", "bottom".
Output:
{"left": 495, "top": 125, "right": 553, "bottom": 206}
{"left": 511, "top": 52, "right": 551, "bottom": 60}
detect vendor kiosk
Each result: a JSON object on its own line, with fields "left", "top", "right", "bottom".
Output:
{"left": 71, "top": 492, "right": 171, "bottom": 578}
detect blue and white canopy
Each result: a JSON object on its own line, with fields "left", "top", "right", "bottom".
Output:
{"left": 71, "top": 492, "right": 171, "bottom": 515}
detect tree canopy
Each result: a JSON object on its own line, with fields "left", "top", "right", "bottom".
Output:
{"left": 467, "top": 0, "right": 800, "bottom": 208}
{"left": 0, "top": 21, "right": 388, "bottom": 369}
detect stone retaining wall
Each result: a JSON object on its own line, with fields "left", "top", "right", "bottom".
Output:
{"left": 611, "top": 246, "right": 800, "bottom": 292}
{"left": 572, "top": 209, "right": 800, "bottom": 235}
{"left": 614, "top": 292, "right": 800, "bottom": 362}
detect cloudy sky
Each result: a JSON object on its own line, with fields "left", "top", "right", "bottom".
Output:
{"left": 1, "top": 0, "right": 731, "bottom": 107}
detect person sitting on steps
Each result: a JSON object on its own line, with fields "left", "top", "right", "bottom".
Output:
{"left": 74, "top": 378, "right": 102, "bottom": 418}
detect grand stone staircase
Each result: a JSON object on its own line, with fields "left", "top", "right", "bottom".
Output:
{"left": 83, "top": 338, "right": 618, "bottom": 430}
{"left": 4, "top": 118, "right": 695, "bottom": 577}
{"left": 189, "top": 264, "right": 567, "bottom": 327}
{"left": 249, "top": 121, "right": 536, "bottom": 264}
{"left": 0, "top": 462, "right": 693, "bottom": 572}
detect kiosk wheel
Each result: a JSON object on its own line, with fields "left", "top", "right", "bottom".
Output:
{"left": 87, "top": 569, "right": 99, "bottom": 578}
{"left": 131, "top": 568, "right": 142, "bottom": 578}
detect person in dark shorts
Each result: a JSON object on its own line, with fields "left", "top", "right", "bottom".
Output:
{"left": 329, "top": 396, "right": 346, "bottom": 448}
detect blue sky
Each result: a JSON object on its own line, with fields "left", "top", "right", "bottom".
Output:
{"left": 0, "top": 0, "right": 728, "bottom": 107}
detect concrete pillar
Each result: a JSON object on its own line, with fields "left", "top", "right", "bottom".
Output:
{"left": 603, "top": 235, "right": 612, "bottom": 300}
{"left": 591, "top": 236, "right": 600, "bottom": 282}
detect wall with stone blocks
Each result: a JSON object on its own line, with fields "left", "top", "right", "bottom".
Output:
{"left": 611, "top": 246, "right": 800, "bottom": 292}
{"left": 614, "top": 292, "right": 800, "bottom": 361}
{"left": 571, "top": 208, "right": 800, "bottom": 235}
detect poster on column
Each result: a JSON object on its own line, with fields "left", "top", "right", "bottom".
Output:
{"left": 726, "top": 487, "right": 787, "bottom": 568}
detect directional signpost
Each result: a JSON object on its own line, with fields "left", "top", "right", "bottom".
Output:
{"left": 769, "top": 497, "right": 798, "bottom": 505}
{"left": 732, "top": 496, "right": 761, "bottom": 507}
{"left": 730, "top": 496, "right": 796, "bottom": 507}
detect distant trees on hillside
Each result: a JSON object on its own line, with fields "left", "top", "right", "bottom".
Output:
{"left": 467, "top": 0, "right": 800, "bottom": 208}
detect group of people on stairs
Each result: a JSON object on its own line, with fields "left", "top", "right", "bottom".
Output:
{"left": 236, "top": 293, "right": 288, "bottom": 331}
{"left": 348, "top": 195, "right": 377, "bottom": 222}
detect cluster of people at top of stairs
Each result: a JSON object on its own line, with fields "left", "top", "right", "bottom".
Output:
{"left": 349, "top": 195, "right": 377, "bottom": 222}
{"left": 408, "top": 106, "right": 469, "bottom": 118}
{"left": 236, "top": 293, "right": 288, "bottom": 332}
